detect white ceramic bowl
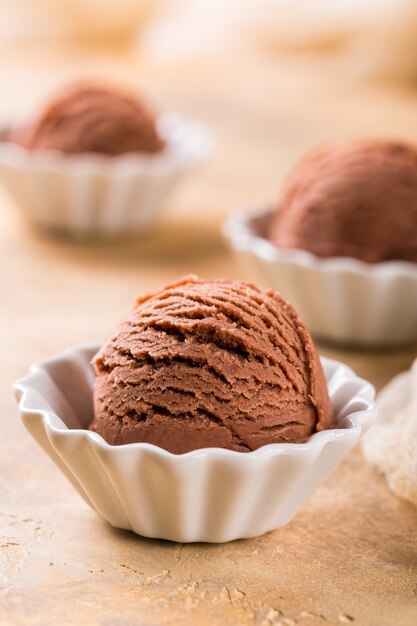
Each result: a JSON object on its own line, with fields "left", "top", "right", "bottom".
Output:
{"left": 0, "top": 114, "right": 212, "bottom": 238}
{"left": 223, "top": 207, "right": 417, "bottom": 346}
{"left": 14, "top": 343, "right": 375, "bottom": 543}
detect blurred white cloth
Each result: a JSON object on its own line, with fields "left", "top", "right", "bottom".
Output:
{"left": 362, "top": 358, "right": 417, "bottom": 506}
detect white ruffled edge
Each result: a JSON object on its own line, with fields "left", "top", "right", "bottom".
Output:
{"left": 0, "top": 113, "right": 213, "bottom": 175}
{"left": 222, "top": 207, "right": 417, "bottom": 279}
{"left": 15, "top": 343, "right": 375, "bottom": 459}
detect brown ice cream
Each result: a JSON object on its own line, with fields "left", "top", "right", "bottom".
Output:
{"left": 90, "top": 276, "right": 333, "bottom": 453}
{"left": 9, "top": 84, "right": 164, "bottom": 156}
{"left": 269, "top": 139, "right": 417, "bottom": 263}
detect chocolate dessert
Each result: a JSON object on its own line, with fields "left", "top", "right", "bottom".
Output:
{"left": 269, "top": 139, "right": 417, "bottom": 263}
{"left": 9, "top": 83, "right": 164, "bottom": 156}
{"left": 90, "top": 276, "right": 333, "bottom": 453}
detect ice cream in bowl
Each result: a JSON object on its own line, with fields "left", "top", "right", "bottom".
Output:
{"left": 15, "top": 276, "right": 375, "bottom": 542}
{"left": 0, "top": 82, "right": 212, "bottom": 238}
{"left": 223, "top": 139, "right": 417, "bottom": 346}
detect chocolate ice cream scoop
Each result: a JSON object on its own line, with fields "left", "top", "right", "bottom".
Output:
{"left": 9, "top": 84, "right": 164, "bottom": 156}
{"left": 269, "top": 139, "right": 417, "bottom": 263}
{"left": 90, "top": 276, "right": 333, "bottom": 453}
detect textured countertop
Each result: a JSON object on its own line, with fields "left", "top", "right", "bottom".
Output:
{"left": 1, "top": 43, "right": 417, "bottom": 626}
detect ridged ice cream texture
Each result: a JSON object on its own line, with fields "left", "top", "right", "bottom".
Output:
{"left": 269, "top": 139, "right": 417, "bottom": 263}
{"left": 9, "top": 84, "right": 164, "bottom": 156}
{"left": 90, "top": 277, "right": 333, "bottom": 453}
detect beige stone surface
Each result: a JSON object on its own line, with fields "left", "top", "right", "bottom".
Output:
{"left": 1, "top": 44, "right": 417, "bottom": 626}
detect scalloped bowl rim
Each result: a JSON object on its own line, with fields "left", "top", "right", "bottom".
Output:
{"left": 14, "top": 342, "right": 376, "bottom": 461}
{"left": 0, "top": 113, "right": 214, "bottom": 174}
{"left": 222, "top": 206, "right": 417, "bottom": 279}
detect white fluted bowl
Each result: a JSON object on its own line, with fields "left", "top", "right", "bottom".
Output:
{"left": 14, "top": 343, "right": 375, "bottom": 543}
{"left": 223, "top": 208, "right": 417, "bottom": 346}
{"left": 0, "top": 114, "right": 213, "bottom": 238}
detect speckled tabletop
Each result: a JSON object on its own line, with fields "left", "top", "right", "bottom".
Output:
{"left": 1, "top": 44, "right": 417, "bottom": 626}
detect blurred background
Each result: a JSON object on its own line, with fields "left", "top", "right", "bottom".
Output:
{"left": 1, "top": 0, "right": 417, "bottom": 367}
{"left": 3, "top": 5, "right": 417, "bottom": 624}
